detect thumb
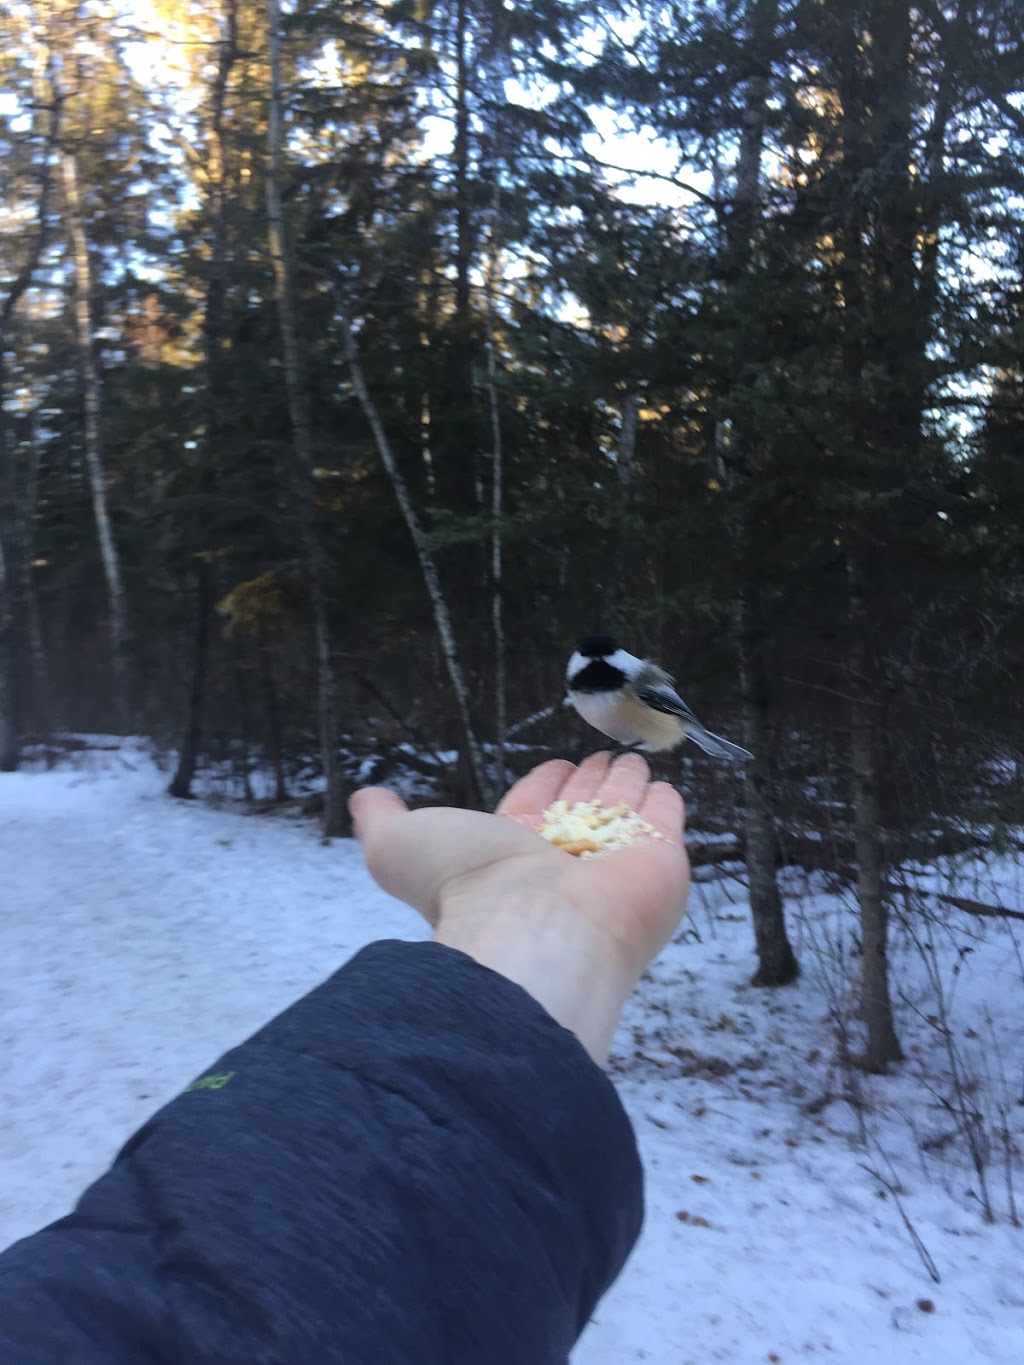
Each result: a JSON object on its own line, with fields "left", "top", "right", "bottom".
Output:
{"left": 348, "top": 787, "right": 437, "bottom": 920}
{"left": 348, "top": 786, "right": 409, "bottom": 853}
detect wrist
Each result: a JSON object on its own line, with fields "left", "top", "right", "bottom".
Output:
{"left": 434, "top": 890, "right": 634, "bottom": 1063}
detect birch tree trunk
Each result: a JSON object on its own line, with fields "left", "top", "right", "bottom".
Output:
{"left": 484, "top": 178, "right": 507, "bottom": 791}
{"left": 61, "top": 148, "right": 131, "bottom": 729}
{"left": 0, "top": 324, "right": 23, "bottom": 770}
{"left": 17, "top": 411, "right": 51, "bottom": 737}
{"left": 0, "top": 391, "right": 49, "bottom": 768}
{"left": 266, "top": 0, "right": 348, "bottom": 836}
{"left": 339, "top": 310, "right": 494, "bottom": 809}
{"left": 452, "top": 0, "right": 472, "bottom": 338}
{"left": 452, "top": 0, "right": 474, "bottom": 436}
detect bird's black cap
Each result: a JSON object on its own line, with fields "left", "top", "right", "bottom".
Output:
{"left": 577, "top": 634, "right": 619, "bottom": 658}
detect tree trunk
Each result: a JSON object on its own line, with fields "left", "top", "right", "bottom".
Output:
{"left": 266, "top": 0, "right": 348, "bottom": 836}
{"left": 734, "top": 0, "right": 774, "bottom": 211}
{"left": 848, "top": 556, "right": 902, "bottom": 1070}
{"left": 484, "top": 177, "right": 507, "bottom": 792}
{"left": 261, "top": 644, "right": 288, "bottom": 802}
{"left": 870, "top": 0, "right": 921, "bottom": 458}
{"left": 453, "top": 0, "right": 472, "bottom": 334}
{"left": 339, "top": 310, "right": 494, "bottom": 809}
{"left": 0, "top": 343, "right": 19, "bottom": 770}
{"left": 834, "top": 6, "right": 904, "bottom": 1071}
{"left": 433, "top": 0, "right": 479, "bottom": 514}
{"left": 0, "top": 50, "right": 62, "bottom": 769}
{"left": 0, "top": 373, "right": 47, "bottom": 769}
{"left": 0, "top": 527, "right": 15, "bottom": 772}
{"left": 606, "top": 391, "right": 639, "bottom": 630}
{"left": 168, "top": 0, "right": 237, "bottom": 799}
{"left": 722, "top": 0, "right": 795, "bottom": 985}
{"left": 19, "top": 411, "right": 51, "bottom": 737}
{"left": 61, "top": 149, "right": 130, "bottom": 729}
{"left": 738, "top": 588, "right": 799, "bottom": 985}
{"left": 917, "top": 0, "right": 968, "bottom": 342}
{"left": 234, "top": 652, "right": 255, "bottom": 801}
{"left": 169, "top": 560, "right": 213, "bottom": 799}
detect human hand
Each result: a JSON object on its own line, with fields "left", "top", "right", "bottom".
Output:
{"left": 349, "top": 753, "right": 690, "bottom": 1060}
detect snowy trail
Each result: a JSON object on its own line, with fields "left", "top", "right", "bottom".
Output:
{"left": 2, "top": 748, "right": 1022, "bottom": 1363}
{"left": 0, "top": 746, "right": 426, "bottom": 1247}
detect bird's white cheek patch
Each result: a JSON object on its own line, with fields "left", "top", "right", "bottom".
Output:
{"left": 605, "top": 649, "right": 638, "bottom": 676}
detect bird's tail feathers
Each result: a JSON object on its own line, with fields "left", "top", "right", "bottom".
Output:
{"left": 688, "top": 724, "right": 753, "bottom": 762}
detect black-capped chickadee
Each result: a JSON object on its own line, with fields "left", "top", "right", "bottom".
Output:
{"left": 566, "top": 635, "right": 753, "bottom": 760}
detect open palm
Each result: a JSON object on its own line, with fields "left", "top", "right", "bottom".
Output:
{"left": 350, "top": 752, "right": 690, "bottom": 984}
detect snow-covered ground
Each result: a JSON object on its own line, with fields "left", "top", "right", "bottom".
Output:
{"left": 1, "top": 743, "right": 1022, "bottom": 1362}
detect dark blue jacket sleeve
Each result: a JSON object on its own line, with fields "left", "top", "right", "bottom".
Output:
{"left": 0, "top": 939, "right": 643, "bottom": 1364}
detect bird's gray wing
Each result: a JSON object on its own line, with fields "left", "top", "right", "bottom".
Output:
{"left": 635, "top": 669, "right": 701, "bottom": 724}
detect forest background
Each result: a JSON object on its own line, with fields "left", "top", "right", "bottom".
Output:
{"left": 1, "top": 0, "right": 1023, "bottom": 1074}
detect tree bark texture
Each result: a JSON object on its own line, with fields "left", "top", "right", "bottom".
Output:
{"left": 605, "top": 391, "right": 639, "bottom": 631}
{"left": 61, "top": 148, "right": 131, "bottom": 729}
{"left": 266, "top": 0, "right": 348, "bottom": 836}
{"left": 0, "top": 50, "right": 62, "bottom": 768}
{"left": 917, "top": 0, "right": 969, "bottom": 342}
{"left": 484, "top": 176, "right": 507, "bottom": 792}
{"left": 723, "top": 0, "right": 796, "bottom": 985}
{"left": 835, "top": 7, "right": 905, "bottom": 1070}
{"left": 848, "top": 556, "right": 903, "bottom": 1070}
{"left": 168, "top": 0, "right": 238, "bottom": 800}
{"left": 16, "top": 412, "right": 51, "bottom": 738}
{"left": 261, "top": 644, "right": 288, "bottom": 803}
{"left": 0, "top": 527, "right": 14, "bottom": 771}
{"left": 870, "top": 0, "right": 922, "bottom": 459}
{"left": 0, "top": 342, "right": 19, "bottom": 770}
{"left": 453, "top": 0, "right": 472, "bottom": 333}
{"left": 434, "top": 0, "right": 479, "bottom": 514}
{"left": 168, "top": 560, "right": 213, "bottom": 799}
{"left": 738, "top": 588, "right": 799, "bottom": 985}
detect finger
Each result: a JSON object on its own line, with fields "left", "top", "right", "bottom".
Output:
{"left": 553, "top": 750, "right": 613, "bottom": 806}
{"left": 638, "top": 781, "right": 686, "bottom": 841}
{"left": 596, "top": 751, "right": 652, "bottom": 812}
{"left": 496, "top": 759, "right": 576, "bottom": 820}
{"left": 349, "top": 787, "right": 409, "bottom": 849}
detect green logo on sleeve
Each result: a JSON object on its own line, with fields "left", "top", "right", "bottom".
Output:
{"left": 184, "top": 1070, "right": 236, "bottom": 1093}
